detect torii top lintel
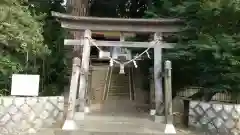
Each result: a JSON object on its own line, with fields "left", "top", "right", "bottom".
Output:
{"left": 51, "top": 12, "right": 184, "bottom": 33}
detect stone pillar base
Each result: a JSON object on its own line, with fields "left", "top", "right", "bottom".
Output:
{"left": 154, "top": 115, "right": 165, "bottom": 123}
{"left": 74, "top": 112, "right": 85, "bottom": 120}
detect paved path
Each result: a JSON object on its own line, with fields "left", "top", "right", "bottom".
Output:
{"left": 19, "top": 99, "right": 204, "bottom": 135}
{"left": 80, "top": 99, "right": 204, "bottom": 134}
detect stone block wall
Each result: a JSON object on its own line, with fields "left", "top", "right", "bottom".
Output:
{"left": 0, "top": 96, "right": 64, "bottom": 135}
{"left": 189, "top": 101, "right": 240, "bottom": 135}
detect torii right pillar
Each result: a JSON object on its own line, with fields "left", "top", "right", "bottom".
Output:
{"left": 153, "top": 32, "right": 165, "bottom": 122}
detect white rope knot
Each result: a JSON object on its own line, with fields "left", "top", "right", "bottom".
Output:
{"left": 119, "top": 64, "right": 125, "bottom": 74}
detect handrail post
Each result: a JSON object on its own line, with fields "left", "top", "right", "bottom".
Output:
{"left": 164, "top": 60, "right": 176, "bottom": 134}
{"left": 62, "top": 57, "right": 81, "bottom": 130}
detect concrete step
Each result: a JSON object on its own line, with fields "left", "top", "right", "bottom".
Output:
{"left": 73, "top": 116, "right": 166, "bottom": 134}
{"left": 108, "top": 89, "right": 129, "bottom": 92}
{"left": 109, "top": 84, "right": 129, "bottom": 86}
{"left": 108, "top": 90, "right": 129, "bottom": 92}
{"left": 35, "top": 129, "right": 165, "bottom": 135}
{"left": 108, "top": 92, "right": 129, "bottom": 95}
{"left": 109, "top": 78, "right": 129, "bottom": 81}
{"left": 33, "top": 127, "right": 203, "bottom": 135}
{"left": 108, "top": 88, "right": 129, "bottom": 91}
{"left": 89, "top": 100, "right": 142, "bottom": 113}
{"left": 110, "top": 82, "right": 129, "bottom": 84}
{"left": 76, "top": 124, "right": 165, "bottom": 134}
{"left": 107, "top": 94, "right": 129, "bottom": 96}
{"left": 108, "top": 91, "right": 129, "bottom": 93}
{"left": 108, "top": 88, "right": 130, "bottom": 91}
{"left": 107, "top": 96, "right": 130, "bottom": 100}
{"left": 107, "top": 93, "right": 129, "bottom": 95}
{"left": 83, "top": 114, "right": 152, "bottom": 124}
{"left": 108, "top": 86, "right": 129, "bottom": 90}
{"left": 110, "top": 83, "right": 129, "bottom": 85}
{"left": 107, "top": 94, "right": 130, "bottom": 97}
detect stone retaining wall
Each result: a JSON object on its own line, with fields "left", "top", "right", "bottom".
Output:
{"left": 0, "top": 96, "right": 64, "bottom": 135}
{"left": 189, "top": 101, "right": 240, "bottom": 135}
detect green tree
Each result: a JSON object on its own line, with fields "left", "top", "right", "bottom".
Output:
{"left": 90, "top": 0, "right": 149, "bottom": 18}
{"left": 0, "top": 0, "right": 49, "bottom": 95}
{"left": 27, "top": 0, "right": 68, "bottom": 95}
{"left": 0, "top": 0, "right": 68, "bottom": 96}
{"left": 147, "top": 0, "right": 240, "bottom": 101}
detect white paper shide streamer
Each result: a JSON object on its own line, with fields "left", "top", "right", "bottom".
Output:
{"left": 133, "top": 60, "right": 138, "bottom": 68}
{"left": 109, "top": 58, "right": 114, "bottom": 67}
{"left": 119, "top": 64, "right": 125, "bottom": 74}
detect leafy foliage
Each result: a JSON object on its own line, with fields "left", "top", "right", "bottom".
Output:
{"left": 147, "top": 0, "right": 240, "bottom": 100}
{"left": 0, "top": 0, "right": 67, "bottom": 96}
{"left": 28, "top": 0, "right": 68, "bottom": 95}
{"left": 90, "top": 0, "right": 149, "bottom": 18}
{"left": 0, "top": 0, "right": 49, "bottom": 95}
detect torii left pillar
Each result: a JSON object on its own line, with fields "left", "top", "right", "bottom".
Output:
{"left": 153, "top": 32, "right": 165, "bottom": 122}
{"left": 62, "top": 30, "right": 92, "bottom": 130}
{"left": 76, "top": 29, "right": 92, "bottom": 119}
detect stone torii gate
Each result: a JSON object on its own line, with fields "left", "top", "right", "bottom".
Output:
{"left": 51, "top": 11, "right": 183, "bottom": 132}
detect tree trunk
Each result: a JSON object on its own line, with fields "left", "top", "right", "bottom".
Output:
{"left": 65, "top": 0, "right": 90, "bottom": 113}
{"left": 67, "top": 0, "right": 89, "bottom": 57}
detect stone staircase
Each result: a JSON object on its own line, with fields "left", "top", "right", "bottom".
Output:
{"left": 90, "top": 65, "right": 109, "bottom": 104}
{"left": 106, "top": 67, "right": 131, "bottom": 100}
